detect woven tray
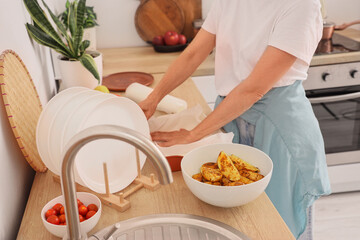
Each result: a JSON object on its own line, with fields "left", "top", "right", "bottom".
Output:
{"left": 0, "top": 50, "right": 47, "bottom": 172}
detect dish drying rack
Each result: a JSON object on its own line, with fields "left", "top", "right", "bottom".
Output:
{"left": 53, "top": 149, "right": 160, "bottom": 212}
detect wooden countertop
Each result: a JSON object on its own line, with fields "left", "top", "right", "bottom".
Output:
{"left": 99, "top": 28, "right": 360, "bottom": 76}
{"left": 17, "top": 73, "right": 295, "bottom": 239}
{"left": 99, "top": 47, "right": 215, "bottom": 77}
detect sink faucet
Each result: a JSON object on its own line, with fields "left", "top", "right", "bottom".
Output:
{"left": 60, "top": 125, "right": 173, "bottom": 240}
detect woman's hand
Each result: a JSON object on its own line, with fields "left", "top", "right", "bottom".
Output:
{"left": 151, "top": 129, "right": 198, "bottom": 147}
{"left": 138, "top": 98, "right": 158, "bottom": 119}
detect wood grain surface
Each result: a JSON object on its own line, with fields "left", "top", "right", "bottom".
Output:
{"left": 135, "top": 0, "right": 185, "bottom": 42}
{"left": 176, "top": 0, "right": 202, "bottom": 39}
{"left": 17, "top": 75, "right": 294, "bottom": 240}
{"left": 98, "top": 46, "right": 215, "bottom": 77}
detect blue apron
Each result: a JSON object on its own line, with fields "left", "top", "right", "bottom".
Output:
{"left": 215, "top": 80, "right": 331, "bottom": 238}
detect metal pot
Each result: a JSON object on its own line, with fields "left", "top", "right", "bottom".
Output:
{"left": 322, "top": 20, "right": 360, "bottom": 40}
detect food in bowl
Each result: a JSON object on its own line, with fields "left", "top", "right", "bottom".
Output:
{"left": 44, "top": 199, "right": 99, "bottom": 225}
{"left": 41, "top": 192, "right": 101, "bottom": 238}
{"left": 181, "top": 143, "right": 273, "bottom": 207}
{"left": 192, "top": 151, "right": 264, "bottom": 186}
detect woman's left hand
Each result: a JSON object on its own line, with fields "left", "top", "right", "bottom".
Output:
{"left": 151, "top": 129, "right": 197, "bottom": 147}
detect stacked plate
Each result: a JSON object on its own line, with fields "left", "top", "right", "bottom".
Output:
{"left": 36, "top": 87, "right": 150, "bottom": 193}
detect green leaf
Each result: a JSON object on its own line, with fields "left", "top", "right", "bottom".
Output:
{"left": 76, "top": 0, "right": 86, "bottom": 30}
{"left": 65, "top": 0, "right": 70, "bottom": 9}
{"left": 68, "top": 1, "right": 77, "bottom": 38}
{"left": 40, "top": 0, "right": 67, "bottom": 37}
{"left": 79, "top": 53, "right": 100, "bottom": 82}
{"left": 25, "top": 23, "right": 71, "bottom": 57}
{"left": 23, "top": 0, "right": 66, "bottom": 49}
{"left": 73, "top": 0, "right": 86, "bottom": 54}
{"left": 79, "top": 40, "right": 90, "bottom": 55}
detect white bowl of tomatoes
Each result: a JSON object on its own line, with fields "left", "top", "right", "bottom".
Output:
{"left": 41, "top": 192, "right": 101, "bottom": 238}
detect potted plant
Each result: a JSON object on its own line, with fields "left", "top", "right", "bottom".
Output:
{"left": 23, "top": 0, "right": 102, "bottom": 90}
{"left": 58, "top": 0, "right": 99, "bottom": 51}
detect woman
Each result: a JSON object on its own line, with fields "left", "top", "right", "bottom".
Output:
{"left": 139, "top": 0, "right": 331, "bottom": 239}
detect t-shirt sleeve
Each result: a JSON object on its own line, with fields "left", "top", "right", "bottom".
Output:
{"left": 201, "top": 0, "right": 220, "bottom": 34}
{"left": 268, "top": 0, "right": 323, "bottom": 64}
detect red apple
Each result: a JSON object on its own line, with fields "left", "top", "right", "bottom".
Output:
{"left": 164, "top": 31, "right": 179, "bottom": 46}
{"left": 152, "top": 35, "right": 164, "bottom": 46}
{"left": 178, "top": 34, "right": 187, "bottom": 45}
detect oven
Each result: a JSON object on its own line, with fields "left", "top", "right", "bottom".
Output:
{"left": 303, "top": 33, "right": 360, "bottom": 193}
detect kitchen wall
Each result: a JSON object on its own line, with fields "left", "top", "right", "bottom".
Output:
{"left": 0, "top": 1, "right": 56, "bottom": 239}
{"left": 0, "top": 1, "right": 358, "bottom": 238}
{"left": 324, "top": 0, "right": 360, "bottom": 30}
{"left": 53, "top": 0, "right": 360, "bottom": 49}
{"left": 52, "top": 0, "right": 214, "bottom": 48}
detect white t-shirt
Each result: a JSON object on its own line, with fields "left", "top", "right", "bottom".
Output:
{"left": 201, "top": 0, "right": 323, "bottom": 95}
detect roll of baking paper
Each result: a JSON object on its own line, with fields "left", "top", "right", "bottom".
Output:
{"left": 125, "top": 82, "right": 187, "bottom": 114}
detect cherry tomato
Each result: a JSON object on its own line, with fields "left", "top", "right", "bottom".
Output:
{"left": 87, "top": 204, "right": 98, "bottom": 212}
{"left": 60, "top": 206, "right": 65, "bottom": 215}
{"left": 59, "top": 214, "right": 66, "bottom": 223}
{"left": 77, "top": 199, "right": 83, "bottom": 208}
{"left": 45, "top": 208, "right": 57, "bottom": 219}
{"left": 85, "top": 210, "right": 96, "bottom": 219}
{"left": 47, "top": 215, "right": 60, "bottom": 225}
{"left": 79, "top": 214, "right": 85, "bottom": 222}
{"left": 52, "top": 203, "right": 63, "bottom": 214}
{"left": 78, "top": 205, "right": 88, "bottom": 216}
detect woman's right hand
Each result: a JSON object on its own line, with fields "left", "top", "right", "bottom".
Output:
{"left": 138, "top": 97, "right": 158, "bottom": 119}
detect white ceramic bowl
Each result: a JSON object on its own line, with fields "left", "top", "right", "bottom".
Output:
{"left": 181, "top": 143, "right": 273, "bottom": 208}
{"left": 41, "top": 192, "right": 101, "bottom": 238}
{"left": 36, "top": 87, "right": 90, "bottom": 174}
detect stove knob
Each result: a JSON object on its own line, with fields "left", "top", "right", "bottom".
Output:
{"left": 322, "top": 72, "right": 331, "bottom": 81}
{"left": 350, "top": 70, "right": 358, "bottom": 79}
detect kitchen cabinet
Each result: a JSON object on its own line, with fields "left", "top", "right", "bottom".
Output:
{"left": 17, "top": 48, "right": 295, "bottom": 240}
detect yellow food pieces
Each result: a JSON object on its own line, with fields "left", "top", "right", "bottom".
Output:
{"left": 230, "top": 154, "right": 259, "bottom": 172}
{"left": 191, "top": 151, "right": 264, "bottom": 187}
{"left": 217, "top": 151, "right": 241, "bottom": 181}
{"left": 239, "top": 169, "right": 264, "bottom": 181}
{"left": 201, "top": 166, "right": 223, "bottom": 182}
{"left": 201, "top": 162, "right": 218, "bottom": 169}
{"left": 192, "top": 173, "right": 203, "bottom": 182}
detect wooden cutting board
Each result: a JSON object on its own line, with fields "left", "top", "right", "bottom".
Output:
{"left": 177, "top": 0, "right": 202, "bottom": 40}
{"left": 135, "top": 0, "right": 185, "bottom": 42}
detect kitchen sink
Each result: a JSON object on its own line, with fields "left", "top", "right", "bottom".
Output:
{"left": 90, "top": 214, "right": 251, "bottom": 240}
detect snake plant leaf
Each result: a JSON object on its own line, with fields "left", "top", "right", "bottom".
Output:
{"left": 40, "top": 0, "right": 67, "bottom": 39}
{"left": 25, "top": 23, "right": 70, "bottom": 57}
{"left": 68, "top": 1, "right": 77, "bottom": 39}
{"left": 65, "top": 0, "right": 70, "bottom": 9}
{"left": 73, "top": 0, "right": 86, "bottom": 55}
{"left": 76, "top": 0, "right": 86, "bottom": 30}
{"left": 79, "top": 53, "right": 100, "bottom": 82}
{"left": 79, "top": 40, "right": 90, "bottom": 55}
{"left": 23, "top": 0, "right": 66, "bottom": 49}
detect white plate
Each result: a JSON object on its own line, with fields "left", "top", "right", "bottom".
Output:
{"left": 36, "top": 87, "right": 89, "bottom": 173}
{"left": 48, "top": 90, "right": 103, "bottom": 176}
{"left": 72, "top": 97, "right": 150, "bottom": 193}
{"left": 60, "top": 93, "right": 116, "bottom": 153}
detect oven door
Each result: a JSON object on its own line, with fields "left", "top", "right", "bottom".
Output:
{"left": 306, "top": 85, "right": 360, "bottom": 166}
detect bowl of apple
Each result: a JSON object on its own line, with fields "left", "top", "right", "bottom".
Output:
{"left": 151, "top": 31, "right": 189, "bottom": 53}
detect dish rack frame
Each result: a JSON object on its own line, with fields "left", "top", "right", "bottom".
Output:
{"left": 53, "top": 149, "right": 160, "bottom": 212}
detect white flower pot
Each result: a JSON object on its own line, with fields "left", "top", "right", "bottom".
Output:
{"left": 58, "top": 51, "right": 103, "bottom": 90}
